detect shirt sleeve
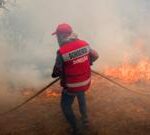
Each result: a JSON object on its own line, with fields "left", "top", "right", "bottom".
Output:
{"left": 51, "top": 51, "right": 63, "bottom": 78}
{"left": 89, "top": 47, "right": 99, "bottom": 65}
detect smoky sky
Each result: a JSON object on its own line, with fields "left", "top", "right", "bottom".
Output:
{"left": 0, "top": 0, "right": 150, "bottom": 90}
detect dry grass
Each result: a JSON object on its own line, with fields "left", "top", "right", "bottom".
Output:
{"left": 0, "top": 76, "right": 150, "bottom": 135}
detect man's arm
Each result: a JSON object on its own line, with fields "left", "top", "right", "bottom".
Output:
{"left": 51, "top": 52, "right": 63, "bottom": 78}
{"left": 89, "top": 47, "right": 99, "bottom": 65}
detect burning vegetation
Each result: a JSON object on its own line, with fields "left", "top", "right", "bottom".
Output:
{"left": 45, "top": 90, "right": 60, "bottom": 97}
{"left": 104, "top": 58, "right": 150, "bottom": 84}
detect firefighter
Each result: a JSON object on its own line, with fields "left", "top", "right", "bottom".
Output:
{"left": 51, "top": 23, "right": 99, "bottom": 134}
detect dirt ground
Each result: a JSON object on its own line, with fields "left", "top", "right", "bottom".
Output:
{"left": 0, "top": 76, "right": 150, "bottom": 135}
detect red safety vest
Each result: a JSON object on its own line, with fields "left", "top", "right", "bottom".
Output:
{"left": 59, "top": 39, "right": 91, "bottom": 92}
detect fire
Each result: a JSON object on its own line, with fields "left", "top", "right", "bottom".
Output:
{"left": 104, "top": 58, "right": 150, "bottom": 84}
{"left": 22, "top": 89, "right": 60, "bottom": 98}
{"left": 45, "top": 90, "right": 60, "bottom": 97}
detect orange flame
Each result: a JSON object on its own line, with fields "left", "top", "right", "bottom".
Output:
{"left": 45, "top": 91, "right": 60, "bottom": 97}
{"left": 104, "top": 58, "right": 150, "bottom": 84}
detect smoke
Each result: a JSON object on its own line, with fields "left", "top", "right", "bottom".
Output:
{"left": 0, "top": 0, "right": 150, "bottom": 105}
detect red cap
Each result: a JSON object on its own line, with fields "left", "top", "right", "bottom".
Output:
{"left": 52, "top": 23, "right": 73, "bottom": 35}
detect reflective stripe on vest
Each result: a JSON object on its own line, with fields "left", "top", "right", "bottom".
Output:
{"left": 62, "top": 46, "right": 90, "bottom": 62}
{"left": 66, "top": 77, "right": 91, "bottom": 88}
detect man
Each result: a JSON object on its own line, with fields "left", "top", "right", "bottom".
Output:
{"left": 51, "top": 23, "right": 99, "bottom": 134}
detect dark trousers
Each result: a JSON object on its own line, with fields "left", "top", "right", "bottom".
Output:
{"left": 61, "top": 90, "right": 88, "bottom": 130}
